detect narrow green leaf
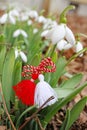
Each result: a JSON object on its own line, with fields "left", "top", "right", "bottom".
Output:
{"left": 66, "top": 97, "right": 87, "bottom": 130}
{"left": 51, "top": 51, "right": 58, "bottom": 63}
{"left": 60, "top": 74, "right": 83, "bottom": 88}
{"left": 0, "top": 46, "right": 6, "bottom": 75}
{"left": 11, "top": 60, "right": 22, "bottom": 103}
{"left": 41, "top": 82, "right": 87, "bottom": 128}
{"left": 0, "top": 34, "right": 5, "bottom": 42}
{"left": 13, "top": 60, "right": 22, "bottom": 85}
{"left": 54, "top": 88, "right": 74, "bottom": 98}
{"left": 16, "top": 105, "right": 36, "bottom": 128}
{"left": 50, "top": 57, "right": 66, "bottom": 86}
{"left": 2, "top": 49, "right": 15, "bottom": 110}
{"left": 60, "top": 110, "right": 70, "bottom": 130}
{"left": 30, "top": 53, "right": 41, "bottom": 66}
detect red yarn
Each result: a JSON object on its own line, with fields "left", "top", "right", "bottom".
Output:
{"left": 31, "top": 73, "right": 39, "bottom": 80}
{"left": 13, "top": 80, "right": 36, "bottom": 106}
{"left": 22, "top": 57, "right": 56, "bottom": 78}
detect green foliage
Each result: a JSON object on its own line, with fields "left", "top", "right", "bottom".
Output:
{"left": 50, "top": 57, "right": 67, "bottom": 86}
{"left": 0, "top": 46, "right": 6, "bottom": 76}
{"left": 2, "top": 49, "right": 15, "bottom": 110}
{"left": 60, "top": 97, "right": 87, "bottom": 130}
{"left": 60, "top": 73, "right": 83, "bottom": 88}
{"left": 16, "top": 105, "right": 36, "bottom": 128}
{"left": 41, "top": 82, "right": 87, "bottom": 128}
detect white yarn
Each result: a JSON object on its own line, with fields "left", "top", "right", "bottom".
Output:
{"left": 34, "top": 74, "right": 58, "bottom": 108}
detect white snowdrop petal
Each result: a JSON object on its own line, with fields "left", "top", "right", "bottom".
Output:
{"left": 21, "top": 15, "right": 28, "bottom": 21}
{"left": 9, "top": 9, "right": 19, "bottom": 17}
{"left": 76, "top": 41, "right": 83, "bottom": 57}
{"left": 28, "top": 10, "right": 38, "bottom": 19}
{"left": 27, "top": 20, "right": 32, "bottom": 25}
{"left": 41, "top": 30, "right": 49, "bottom": 37}
{"left": 19, "top": 51, "right": 27, "bottom": 62}
{"left": 13, "top": 29, "right": 21, "bottom": 37}
{"left": 51, "top": 24, "right": 66, "bottom": 44}
{"left": 15, "top": 49, "right": 19, "bottom": 59}
{"left": 45, "top": 28, "right": 54, "bottom": 39}
{"left": 65, "top": 26, "right": 75, "bottom": 45}
{"left": 64, "top": 43, "right": 73, "bottom": 50}
{"left": 20, "top": 30, "right": 28, "bottom": 38}
{"left": 43, "top": 18, "right": 53, "bottom": 29}
{"left": 38, "top": 16, "right": 46, "bottom": 24}
{"left": 33, "top": 28, "right": 38, "bottom": 34}
{"left": 57, "top": 39, "right": 67, "bottom": 51}
{"left": 9, "top": 15, "right": 16, "bottom": 24}
{"left": 0, "top": 13, "right": 7, "bottom": 24}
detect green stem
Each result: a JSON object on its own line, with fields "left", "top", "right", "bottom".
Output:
{"left": 50, "top": 44, "right": 57, "bottom": 58}
{"left": 67, "top": 47, "right": 87, "bottom": 65}
{"left": 75, "top": 33, "right": 87, "bottom": 40}
{"left": 45, "top": 44, "right": 57, "bottom": 58}
{"left": 59, "top": 5, "right": 75, "bottom": 23}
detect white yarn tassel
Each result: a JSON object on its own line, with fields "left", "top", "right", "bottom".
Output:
{"left": 34, "top": 74, "right": 58, "bottom": 108}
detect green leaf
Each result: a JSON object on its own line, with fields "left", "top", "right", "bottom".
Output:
{"left": 0, "top": 46, "right": 6, "bottom": 75}
{"left": 0, "top": 34, "right": 5, "bottom": 42}
{"left": 2, "top": 49, "right": 15, "bottom": 110}
{"left": 54, "top": 88, "right": 74, "bottom": 98}
{"left": 13, "top": 60, "right": 22, "bottom": 85}
{"left": 65, "top": 97, "right": 87, "bottom": 130}
{"left": 16, "top": 105, "right": 36, "bottom": 128}
{"left": 51, "top": 51, "right": 58, "bottom": 63}
{"left": 41, "top": 82, "right": 87, "bottom": 128}
{"left": 60, "top": 110, "right": 70, "bottom": 130}
{"left": 11, "top": 60, "right": 22, "bottom": 103}
{"left": 60, "top": 74, "right": 83, "bottom": 88}
{"left": 30, "top": 53, "right": 41, "bottom": 66}
{"left": 50, "top": 57, "right": 66, "bottom": 87}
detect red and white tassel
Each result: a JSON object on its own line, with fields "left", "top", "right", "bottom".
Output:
{"left": 34, "top": 74, "right": 58, "bottom": 108}
{"left": 13, "top": 74, "right": 38, "bottom": 106}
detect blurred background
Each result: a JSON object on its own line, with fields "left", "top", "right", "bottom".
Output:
{"left": 0, "top": 0, "right": 87, "bottom": 16}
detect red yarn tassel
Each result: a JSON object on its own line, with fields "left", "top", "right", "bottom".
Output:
{"left": 13, "top": 80, "right": 36, "bottom": 106}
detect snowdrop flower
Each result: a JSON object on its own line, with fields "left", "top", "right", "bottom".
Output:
{"left": 0, "top": 13, "right": 7, "bottom": 24}
{"left": 33, "top": 28, "right": 38, "bottom": 34}
{"left": 57, "top": 39, "right": 73, "bottom": 51}
{"left": 41, "top": 30, "right": 49, "bottom": 37}
{"left": 18, "top": 12, "right": 29, "bottom": 22}
{"left": 19, "top": 51, "right": 27, "bottom": 62}
{"left": 34, "top": 74, "right": 58, "bottom": 108}
{"left": 20, "top": 15, "right": 29, "bottom": 22}
{"left": 13, "top": 29, "right": 28, "bottom": 38}
{"left": 28, "top": 10, "right": 38, "bottom": 20}
{"left": 15, "top": 49, "right": 27, "bottom": 62}
{"left": 9, "top": 9, "right": 19, "bottom": 17}
{"left": 76, "top": 41, "right": 83, "bottom": 57}
{"left": 65, "top": 26, "right": 75, "bottom": 45}
{"left": 37, "top": 16, "right": 47, "bottom": 24}
{"left": 27, "top": 20, "right": 33, "bottom": 25}
{"left": 8, "top": 14, "right": 16, "bottom": 24}
{"left": 15, "top": 49, "right": 19, "bottom": 59}
{"left": 0, "top": 13, "right": 16, "bottom": 24}
{"left": 46, "top": 24, "right": 66, "bottom": 44}
{"left": 43, "top": 18, "right": 57, "bottom": 30}
{"left": 45, "top": 24, "right": 75, "bottom": 45}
